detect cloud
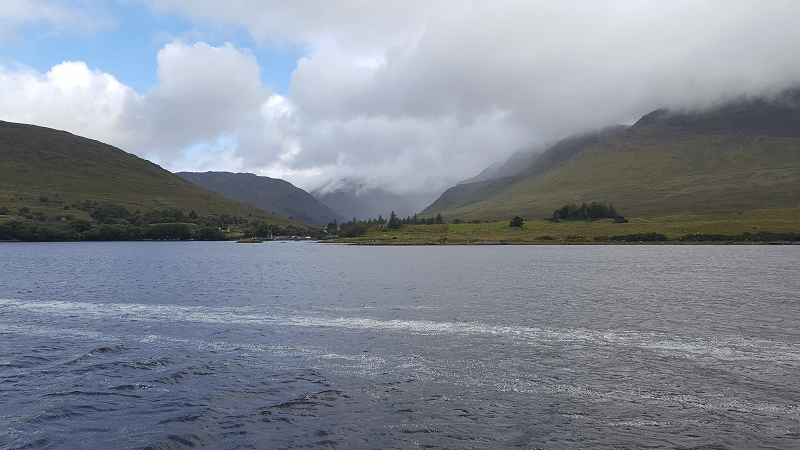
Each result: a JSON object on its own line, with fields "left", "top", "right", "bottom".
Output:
{"left": 0, "top": 0, "right": 116, "bottom": 42}
{"left": 1, "top": 40, "right": 278, "bottom": 172}
{"left": 120, "top": 41, "right": 270, "bottom": 160}
{"left": 282, "top": 109, "right": 530, "bottom": 195}
{"left": 4, "top": 1, "right": 800, "bottom": 199}
{"left": 143, "top": 0, "right": 459, "bottom": 51}
{"left": 0, "top": 60, "right": 135, "bottom": 143}
{"left": 286, "top": 1, "right": 800, "bottom": 135}
{"left": 137, "top": 0, "right": 800, "bottom": 194}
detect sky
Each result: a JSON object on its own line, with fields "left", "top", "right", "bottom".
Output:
{"left": 2, "top": 1, "right": 800, "bottom": 196}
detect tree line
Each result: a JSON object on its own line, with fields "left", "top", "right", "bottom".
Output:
{"left": 550, "top": 202, "right": 623, "bottom": 222}
{"left": 0, "top": 203, "right": 324, "bottom": 242}
{"left": 325, "top": 211, "right": 447, "bottom": 237}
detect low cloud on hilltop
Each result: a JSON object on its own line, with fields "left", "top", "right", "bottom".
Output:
{"left": 2, "top": 1, "right": 800, "bottom": 195}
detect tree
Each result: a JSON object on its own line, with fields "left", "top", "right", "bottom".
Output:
{"left": 387, "top": 211, "right": 403, "bottom": 230}
{"left": 509, "top": 216, "right": 524, "bottom": 228}
{"left": 326, "top": 218, "right": 338, "bottom": 232}
{"left": 0, "top": 223, "right": 12, "bottom": 240}
{"left": 340, "top": 223, "right": 368, "bottom": 237}
{"left": 90, "top": 204, "right": 131, "bottom": 222}
{"left": 550, "top": 202, "right": 619, "bottom": 222}
{"left": 435, "top": 213, "right": 444, "bottom": 224}
{"left": 70, "top": 220, "right": 92, "bottom": 233}
{"left": 145, "top": 223, "right": 191, "bottom": 240}
{"left": 195, "top": 226, "right": 225, "bottom": 240}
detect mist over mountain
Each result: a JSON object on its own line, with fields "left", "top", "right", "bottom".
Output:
{"left": 312, "top": 179, "right": 440, "bottom": 221}
{"left": 457, "top": 161, "right": 504, "bottom": 185}
{"left": 423, "top": 125, "right": 627, "bottom": 215}
{"left": 422, "top": 88, "right": 800, "bottom": 221}
{"left": 632, "top": 88, "right": 800, "bottom": 138}
{"left": 176, "top": 171, "right": 347, "bottom": 226}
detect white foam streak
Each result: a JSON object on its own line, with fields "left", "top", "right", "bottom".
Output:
{"left": 3, "top": 298, "right": 799, "bottom": 368}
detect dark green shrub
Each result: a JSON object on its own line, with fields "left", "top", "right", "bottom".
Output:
{"left": 551, "top": 202, "right": 619, "bottom": 222}
{"left": 509, "top": 216, "right": 524, "bottom": 228}
{"left": 194, "top": 226, "right": 225, "bottom": 241}
{"left": 341, "top": 223, "right": 369, "bottom": 237}
{"left": 145, "top": 223, "right": 191, "bottom": 240}
{"left": 71, "top": 220, "right": 92, "bottom": 233}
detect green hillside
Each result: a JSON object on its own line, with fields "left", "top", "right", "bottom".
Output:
{"left": 422, "top": 94, "right": 800, "bottom": 222}
{"left": 0, "top": 121, "right": 319, "bottom": 240}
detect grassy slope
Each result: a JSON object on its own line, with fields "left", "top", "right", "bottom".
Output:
{"left": 430, "top": 129, "right": 800, "bottom": 222}
{"left": 332, "top": 208, "right": 800, "bottom": 245}
{"left": 0, "top": 121, "right": 308, "bottom": 227}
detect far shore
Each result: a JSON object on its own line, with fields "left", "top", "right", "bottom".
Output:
{"left": 325, "top": 207, "right": 800, "bottom": 245}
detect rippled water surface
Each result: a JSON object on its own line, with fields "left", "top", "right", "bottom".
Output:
{"left": 1, "top": 242, "right": 799, "bottom": 449}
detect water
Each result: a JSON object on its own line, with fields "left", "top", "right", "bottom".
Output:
{"left": 1, "top": 242, "right": 798, "bottom": 449}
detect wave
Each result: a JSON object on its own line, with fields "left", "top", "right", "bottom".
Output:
{"left": 3, "top": 298, "right": 798, "bottom": 369}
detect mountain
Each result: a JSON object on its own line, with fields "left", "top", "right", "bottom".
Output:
{"left": 176, "top": 171, "right": 346, "bottom": 226}
{"left": 313, "top": 179, "right": 440, "bottom": 221}
{"left": 423, "top": 125, "right": 627, "bottom": 215}
{"left": 0, "top": 120, "right": 307, "bottom": 227}
{"left": 457, "top": 160, "right": 503, "bottom": 185}
{"left": 421, "top": 89, "right": 800, "bottom": 221}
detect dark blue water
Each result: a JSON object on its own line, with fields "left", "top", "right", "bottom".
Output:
{"left": 1, "top": 242, "right": 798, "bottom": 449}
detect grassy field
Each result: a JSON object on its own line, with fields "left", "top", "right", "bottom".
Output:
{"left": 332, "top": 207, "right": 800, "bottom": 244}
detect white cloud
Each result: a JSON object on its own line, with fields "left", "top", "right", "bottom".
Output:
{"left": 247, "top": 1, "right": 798, "bottom": 193}
{"left": 4, "top": 1, "right": 800, "bottom": 200}
{"left": 121, "top": 41, "right": 269, "bottom": 154}
{"left": 0, "top": 61, "right": 135, "bottom": 143}
{"left": 0, "top": 0, "right": 116, "bottom": 42}
{"left": 143, "top": 0, "right": 459, "bottom": 52}
{"left": 1, "top": 40, "right": 277, "bottom": 175}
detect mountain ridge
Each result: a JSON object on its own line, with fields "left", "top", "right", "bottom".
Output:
{"left": 176, "top": 171, "right": 347, "bottom": 226}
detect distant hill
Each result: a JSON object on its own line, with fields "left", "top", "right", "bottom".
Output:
{"left": 423, "top": 125, "right": 627, "bottom": 215}
{"left": 421, "top": 89, "right": 800, "bottom": 221}
{"left": 313, "top": 179, "right": 440, "bottom": 221}
{"left": 0, "top": 120, "right": 309, "bottom": 228}
{"left": 176, "top": 171, "right": 347, "bottom": 226}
